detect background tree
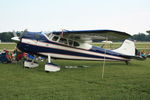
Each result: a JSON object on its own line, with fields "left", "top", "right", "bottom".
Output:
{"left": 132, "top": 33, "right": 148, "bottom": 41}
{"left": 146, "top": 30, "right": 150, "bottom": 34}
{"left": 0, "top": 32, "right": 13, "bottom": 42}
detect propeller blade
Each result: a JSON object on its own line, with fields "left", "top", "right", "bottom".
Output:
{"left": 11, "top": 37, "right": 20, "bottom": 42}
{"left": 13, "top": 30, "right": 17, "bottom": 37}
{"left": 19, "top": 29, "right": 28, "bottom": 39}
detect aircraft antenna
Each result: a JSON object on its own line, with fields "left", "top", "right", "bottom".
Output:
{"left": 61, "top": 29, "right": 66, "bottom": 37}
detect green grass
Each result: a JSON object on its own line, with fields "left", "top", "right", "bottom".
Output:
{"left": 0, "top": 42, "right": 150, "bottom": 100}
{"left": 0, "top": 60, "right": 150, "bottom": 100}
{"left": 0, "top": 43, "right": 16, "bottom": 50}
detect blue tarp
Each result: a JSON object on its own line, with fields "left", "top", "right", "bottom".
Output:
{"left": 0, "top": 53, "right": 9, "bottom": 63}
{"left": 28, "top": 54, "right": 35, "bottom": 59}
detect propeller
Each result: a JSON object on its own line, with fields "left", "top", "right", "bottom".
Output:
{"left": 11, "top": 30, "right": 20, "bottom": 42}
{"left": 11, "top": 29, "right": 27, "bottom": 42}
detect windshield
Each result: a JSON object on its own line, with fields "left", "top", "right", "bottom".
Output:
{"left": 45, "top": 32, "right": 53, "bottom": 38}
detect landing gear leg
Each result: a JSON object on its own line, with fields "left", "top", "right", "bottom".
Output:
{"left": 45, "top": 54, "right": 60, "bottom": 72}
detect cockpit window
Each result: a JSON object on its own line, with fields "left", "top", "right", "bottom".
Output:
{"left": 51, "top": 35, "right": 80, "bottom": 47}
{"left": 59, "top": 38, "right": 68, "bottom": 44}
{"left": 45, "top": 32, "right": 53, "bottom": 39}
{"left": 52, "top": 36, "right": 59, "bottom": 41}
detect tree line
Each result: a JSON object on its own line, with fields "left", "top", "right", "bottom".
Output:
{"left": 0, "top": 31, "right": 150, "bottom": 42}
{"left": 131, "top": 33, "right": 150, "bottom": 41}
{"left": 0, "top": 32, "right": 14, "bottom": 42}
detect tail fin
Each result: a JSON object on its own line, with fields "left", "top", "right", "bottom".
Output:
{"left": 113, "top": 39, "right": 135, "bottom": 56}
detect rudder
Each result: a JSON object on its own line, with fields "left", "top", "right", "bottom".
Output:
{"left": 113, "top": 39, "right": 135, "bottom": 56}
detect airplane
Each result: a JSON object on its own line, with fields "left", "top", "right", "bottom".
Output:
{"left": 11, "top": 29, "right": 146, "bottom": 72}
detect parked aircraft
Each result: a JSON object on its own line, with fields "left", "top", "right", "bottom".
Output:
{"left": 11, "top": 29, "right": 145, "bottom": 72}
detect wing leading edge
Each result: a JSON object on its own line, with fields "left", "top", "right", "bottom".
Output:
{"left": 52, "top": 29, "right": 131, "bottom": 42}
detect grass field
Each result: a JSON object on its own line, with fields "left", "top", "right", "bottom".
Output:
{"left": 0, "top": 60, "right": 150, "bottom": 100}
{"left": 0, "top": 43, "right": 16, "bottom": 50}
{"left": 0, "top": 42, "right": 150, "bottom": 100}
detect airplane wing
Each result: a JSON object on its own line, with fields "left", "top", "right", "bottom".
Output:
{"left": 52, "top": 29, "right": 131, "bottom": 42}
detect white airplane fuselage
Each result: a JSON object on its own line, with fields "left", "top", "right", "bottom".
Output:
{"left": 17, "top": 32, "right": 132, "bottom": 62}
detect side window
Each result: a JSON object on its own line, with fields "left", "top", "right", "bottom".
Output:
{"left": 68, "top": 40, "right": 73, "bottom": 46}
{"left": 52, "top": 36, "right": 59, "bottom": 41}
{"left": 68, "top": 40, "right": 80, "bottom": 47}
{"left": 73, "top": 41, "right": 79, "bottom": 46}
{"left": 59, "top": 38, "right": 68, "bottom": 44}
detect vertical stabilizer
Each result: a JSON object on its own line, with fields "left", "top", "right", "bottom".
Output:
{"left": 113, "top": 39, "right": 135, "bottom": 56}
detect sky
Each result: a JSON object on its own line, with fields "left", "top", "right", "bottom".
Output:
{"left": 0, "top": 0, "right": 150, "bottom": 35}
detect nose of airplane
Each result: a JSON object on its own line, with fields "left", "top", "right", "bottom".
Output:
{"left": 11, "top": 30, "right": 23, "bottom": 42}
